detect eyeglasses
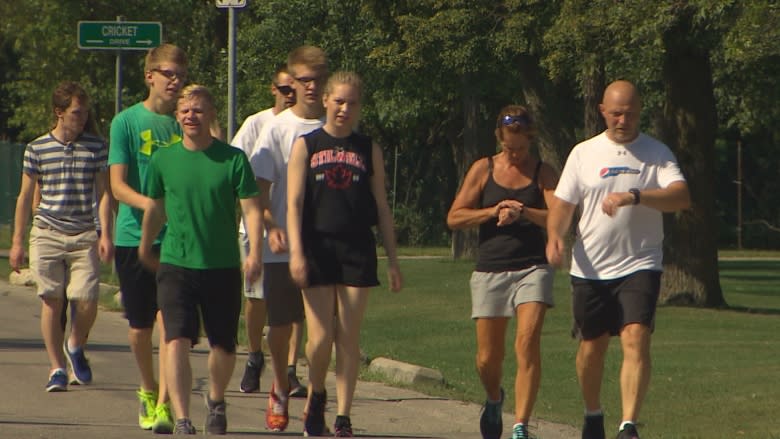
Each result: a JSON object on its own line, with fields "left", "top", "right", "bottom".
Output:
{"left": 151, "top": 68, "right": 187, "bottom": 82}
{"left": 294, "top": 76, "right": 322, "bottom": 87}
{"left": 274, "top": 84, "right": 294, "bottom": 95}
{"left": 501, "top": 114, "right": 532, "bottom": 128}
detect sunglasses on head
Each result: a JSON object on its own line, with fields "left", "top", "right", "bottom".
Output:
{"left": 274, "top": 84, "right": 294, "bottom": 95}
{"left": 501, "top": 114, "right": 532, "bottom": 127}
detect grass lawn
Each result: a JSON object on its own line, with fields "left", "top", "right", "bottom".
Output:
{"left": 1, "top": 240, "right": 779, "bottom": 438}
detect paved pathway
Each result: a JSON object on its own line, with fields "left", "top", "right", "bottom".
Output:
{"left": 0, "top": 277, "right": 578, "bottom": 438}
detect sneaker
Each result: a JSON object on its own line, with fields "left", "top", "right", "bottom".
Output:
{"left": 239, "top": 356, "right": 264, "bottom": 393}
{"left": 152, "top": 402, "right": 174, "bottom": 434}
{"left": 137, "top": 388, "right": 158, "bottom": 430}
{"left": 288, "top": 372, "right": 307, "bottom": 398}
{"left": 616, "top": 424, "right": 640, "bottom": 439}
{"left": 512, "top": 423, "right": 531, "bottom": 439}
{"left": 334, "top": 415, "right": 353, "bottom": 437}
{"left": 265, "top": 384, "right": 289, "bottom": 432}
{"left": 45, "top": 369, "right": 68, "bottom": 392}
{"left": 479, "top": 388, "right": 504, "bottom": 439}
{"left": 63, "top": 343, "right": 92, "bottom": 384}
{"left": 582, "top": 414, "right": 606, "bottom": 439}
{"left": 174, "top": 418, "right": 196, "bottom": 435}
{"left": 204, "top": 395, "right": 227, "bottom": 434}
{"left": 303, "top": 390, "right": 327, "bottom": 437}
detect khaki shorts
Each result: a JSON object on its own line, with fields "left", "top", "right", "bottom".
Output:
{"left": 29, "top": 225, "right": 100, "bottom": 301}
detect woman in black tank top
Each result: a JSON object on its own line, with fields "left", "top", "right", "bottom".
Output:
{"left": 446, "top": 105, "right": 559, "bottom": 439}
{"left": 287, "top": 71, "right": 403, "bottom": 436}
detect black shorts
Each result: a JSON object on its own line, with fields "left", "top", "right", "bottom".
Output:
{"left": 156, "top": 263, "right": 242, "bottom": 352}
{"left": 115, "top": 245, "right": 160, "bottom": 329}
{"left": 571, "top": 270, "right": 661, "bottom": 340}
{"left": 264, "top": 263, "right": 304, "bottom": 327}
{"left": 305, "top": 229, "right": 379, "bottom": 288}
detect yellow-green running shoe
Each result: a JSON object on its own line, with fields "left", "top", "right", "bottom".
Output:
{"left": 152, "top": 402, "right": 174, "bottom": 434}
{"left": 137, "top": 388, "right": 157, "bottom": 430}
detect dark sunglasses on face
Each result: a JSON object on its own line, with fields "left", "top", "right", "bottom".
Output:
{"left": 274, "top": 84, "right": 294, "bottom": 95}
{"left": 152, "top": 68, "right": 187, "bottom": 82}
{"left": 502, "top": 114, "right": 532, "bottom": 128}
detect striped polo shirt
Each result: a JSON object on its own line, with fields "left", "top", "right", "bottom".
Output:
{"left": 23, "top": 132, "right": 108, "bottom": 234}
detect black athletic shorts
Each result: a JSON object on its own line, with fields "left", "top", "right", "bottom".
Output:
{"left": 156, "top": 263, "right": 242, "bottom": 352}
{"left": 571, "top": 270, "right": 661, "bottom": 340}
{"left": 264, "top": 262, "right": 304, "bottom": 327}
{"left": 305, "top": 228, "right": 379, "bottom": 288}
{"left": 115, "top": 245, "right": 160, "bottom": 329}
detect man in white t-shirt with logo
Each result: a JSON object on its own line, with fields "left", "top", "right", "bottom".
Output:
{"left": 248, "top": 45, "right": 327, "bottom": 433}
{"left": 546, "top": 80, "right": 691, "bottom": 439}
{"left": 234, "top": 64, "right": 304, "bottom": 397}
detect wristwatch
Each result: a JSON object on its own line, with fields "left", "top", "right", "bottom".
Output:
{"left": 629, "top": 188, "right": 640, "bottom": 205}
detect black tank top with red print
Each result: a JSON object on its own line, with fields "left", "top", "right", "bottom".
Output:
{"left": 302, "top": 128, "right": 376, "bottom": 235}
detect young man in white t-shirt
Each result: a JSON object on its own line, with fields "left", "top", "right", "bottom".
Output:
{"left": 233, "top": 64, "right": 304, "bottom": 397}
{"left": 546, "top": 80, "right": 691, "bottom": 439}
{"left": 248, "top": 45, "right": 327, "bottom": 433}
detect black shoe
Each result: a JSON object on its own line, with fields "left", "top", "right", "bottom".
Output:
{"left": 334, "top": 415, "right": 353, "bottom": 437}
{"left": 174, "top": 418, "right": 197, "bottom": 434}
{"left": 239, "top": 356, "right": 264, "bottom": 393}
{"left": 288, "top": 372, "right": 307, "bottom": 398}
{"left": 479, "top": 388, "right": 504, "bottom": 439}
{"left": 303, "top": 390, "right": 327, "bottom": 437}
{"left": 204, "top": 396, "right": 227, "bottom": 434}
{"left": 616, "top": 424, "right": 640, "bottom": 439}
{"left": 582, "top": 414, "right": 606, "bottom": 439}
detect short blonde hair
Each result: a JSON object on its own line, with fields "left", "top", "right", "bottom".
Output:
{"left": 145, "top": 43, "right": 188, "bottom": 72}
{"left": 324, "top": 71, "right": 363, "bottom": 100}
{"left": 179, "top": 84, "right": 215, "bottom": 110}
{"left": 287, "top": 45, "right": 328, "bottom": 76}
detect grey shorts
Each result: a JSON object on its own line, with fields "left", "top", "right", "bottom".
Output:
{"left": 239, "top": 232, "right": 263, "bottom": 299}
{"left": 470, "top": 265, "right": 555, "bottom": 319}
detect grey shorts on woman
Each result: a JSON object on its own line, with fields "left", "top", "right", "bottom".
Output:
{"left": 470, "top": 264, "right": 555, "bottom": 319}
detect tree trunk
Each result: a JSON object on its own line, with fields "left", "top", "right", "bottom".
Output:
{"left": 451, "top": 75, "right": 494, "bottom": 260}
{"left": 582, "top": 61, "right": 606, "bottom": 138}
{"left": 657, "top": 14, "right": 726, "bottom": 307}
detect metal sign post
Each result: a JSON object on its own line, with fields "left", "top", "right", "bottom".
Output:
{"left": 216, "top": 0, "right": 247, "bottom": 142}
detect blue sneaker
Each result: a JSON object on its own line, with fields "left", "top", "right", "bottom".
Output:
{"left": 479, "top": 388, "right": 504, "bottom": 439}
{"left": 63, "top": 343, "right": 92, "bottom": 384}
{"left": 46, "top": 368, "right": 68, "bottom": 392}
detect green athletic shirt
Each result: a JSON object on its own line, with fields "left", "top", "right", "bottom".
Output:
{"left": 146, "top": 139, "right": 260, "bottom": 269}
{"left": 108, "top": 102, "right": 182, "bottom": 246}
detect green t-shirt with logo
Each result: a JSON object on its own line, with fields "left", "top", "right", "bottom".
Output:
{"left": 146, "top": 139, "right": 260, "bottom": 269}
{"left": 109, "top": 102, "right": 182, "bottom": 246}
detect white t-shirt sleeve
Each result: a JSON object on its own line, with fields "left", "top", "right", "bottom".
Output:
{"left": 232, "top": 114, "right": 258, "bottom": 156}
{"left": 656, "top": 146, "right": 686, "bottom": 188}
{"left": 249, "top": 123, "right": 278, "bottom": 182}
{"left": 554, "top": 145, "right": 582, "bottom": 205}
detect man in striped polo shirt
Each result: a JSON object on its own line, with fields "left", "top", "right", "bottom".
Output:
{"left": 9, "top": 81, "right": 114, "bottom": 393}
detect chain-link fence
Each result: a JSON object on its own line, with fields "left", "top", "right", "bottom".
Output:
{"left": 0, "top": 141, "right": 24, "bottom": 225}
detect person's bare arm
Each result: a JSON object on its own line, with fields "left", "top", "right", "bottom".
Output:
{"left": 446, "top": 158, "right": 498, "bottom": 230}
{"left": 96, "top": 170, "right": 114, "bottom": 262}
{"left": 370, "top": 143, "right": 402, "bottom": 292}
{"left": 109, "top": 164, "right": 154, "bottom": 211}
{"left": 240, "top": 195, "right": 264, "bottom": 285}
{"left": 10, "top": 173, "right": 36, "bottom": 272}
{"left": 138, "top": 198, "right": 166, "bottom": 272}
{"left": 286, "top": 137, "right": 309, "bottom": 288}
{"left": 546, "top": 197, "right": 576, "bottom": 267}
{"left": 601, "top": 180, "right": 691, "bottom": 216}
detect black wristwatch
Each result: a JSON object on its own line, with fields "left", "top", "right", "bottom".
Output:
{"left": 629, "top": 188, "right": 641, "bottom": 205}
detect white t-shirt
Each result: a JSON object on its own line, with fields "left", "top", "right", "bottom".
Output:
{"left": 249, "top": 108, "right": 324, "bottom": 263}
{"left": 555, "top": 131, "right": 686, "bottom": 280}
{"left": 234, "top": 108, "right": 275, "bottom": 234}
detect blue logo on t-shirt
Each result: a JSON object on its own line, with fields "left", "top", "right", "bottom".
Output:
{"left": 599, "top": 166, "right": 640, "bottom": 178}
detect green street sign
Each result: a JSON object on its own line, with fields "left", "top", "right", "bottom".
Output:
{"left": 78, "top": 21, "right": 162, "bottom": 50}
